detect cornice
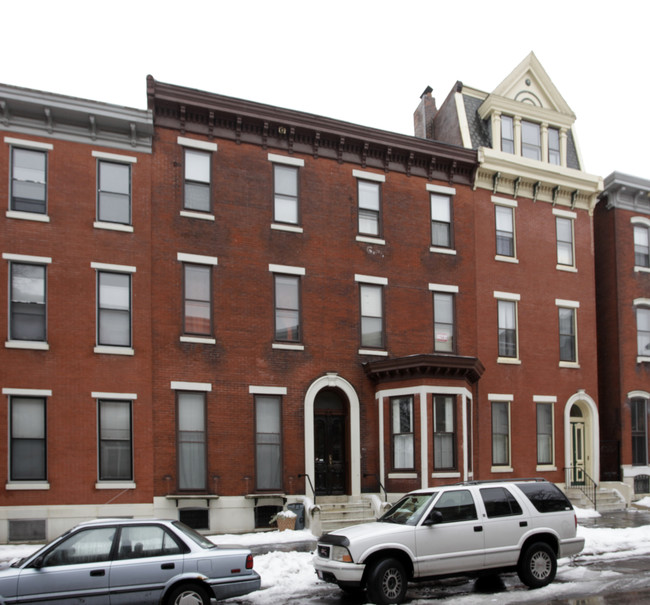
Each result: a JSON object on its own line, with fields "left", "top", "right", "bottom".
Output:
{"left": 601, "top": 171, "right": 650, "bottom": 213}
{"left": 147, "top": 77, "right": 478, "bottom": 185}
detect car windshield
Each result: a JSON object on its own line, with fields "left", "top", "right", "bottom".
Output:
{"left": 172, "top": 521, "right": 217, "bottom": 549}
{"left": 379, "top": 493, "right": 436, "bottom": 526}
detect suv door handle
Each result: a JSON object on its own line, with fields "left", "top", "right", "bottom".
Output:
{"left": 473, "top": 526, "right": 483, "bottom": 532}
{"left": 161, "top": 562, "right": 175, "bottom": 570}
{"left": 90, "top": 569, "right": 106, "bottom": 577}
{"left": 520, "top": 521, "right": 528, "bottom": 527}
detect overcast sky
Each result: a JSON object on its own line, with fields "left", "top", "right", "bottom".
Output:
{"left": 4, "top": 0, "right": 648, "bottom": 180}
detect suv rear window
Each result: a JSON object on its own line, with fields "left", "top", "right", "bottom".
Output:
{"left": 516, "top": 482, "right": 572, "bottom": 512}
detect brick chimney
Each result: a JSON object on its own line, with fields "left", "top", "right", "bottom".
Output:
{"left": 413, "top": 86, "right": 437, "bottom": 139}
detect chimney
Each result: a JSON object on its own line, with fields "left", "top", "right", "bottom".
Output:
{"left": 413, "top": 86, "right": 437, "bottom": 139}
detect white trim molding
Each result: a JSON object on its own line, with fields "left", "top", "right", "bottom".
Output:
{"left": 177, "top": 136, "right": 217, "bottom": 152}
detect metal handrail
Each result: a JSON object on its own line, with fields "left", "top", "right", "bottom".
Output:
{"left": 364, "top": 473, "right": 388, "bottom": 502}
{"left": 564, "top": 466, "right": 597, "bottom": 510}
{"left": 298, "top": 473, "right": 316, "bottom": 505}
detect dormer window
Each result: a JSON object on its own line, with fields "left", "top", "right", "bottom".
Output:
{"left": 501, "top": 116, "right": 514, "bottom": 154}
{"left": 521, "top": 120, "right": 541, "bottom": 160}
{"left": 548, "top": 128, "right": 560, "bottom": 165}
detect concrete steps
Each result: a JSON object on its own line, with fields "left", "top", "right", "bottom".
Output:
{"left": 565, "top": 487, "right": 626, "bottom": 512}
{"left": 318, "top": 496, "right": 377, "bottom": 533}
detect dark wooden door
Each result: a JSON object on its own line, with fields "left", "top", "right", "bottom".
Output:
{"left": 314, "top": 413, "right": 346, "bottom": 495}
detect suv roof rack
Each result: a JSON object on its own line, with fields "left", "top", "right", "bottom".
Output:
{"left": 452, "top": 477, "right": 548, "bottom": 486}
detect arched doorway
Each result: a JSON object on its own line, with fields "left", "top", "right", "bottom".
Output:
{"left": 564, "top": 391, "right": 599, "bottom": 485}
{"left": 314, "top": 389, "right": 347, "bottom": 495}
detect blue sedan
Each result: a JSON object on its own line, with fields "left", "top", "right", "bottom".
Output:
{"left": 0, "top": 518, "right": 261, "bottom": 604}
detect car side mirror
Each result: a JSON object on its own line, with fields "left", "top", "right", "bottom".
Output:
{"left": 423, "top": 510, "right": 443, "bottom": 526}
{"left": 32, "top": 556, "right": 44, "bottom": 569}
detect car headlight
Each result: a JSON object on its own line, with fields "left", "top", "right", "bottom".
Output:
{"left": 331, "top": 545, "right": 353, "bottom": 563}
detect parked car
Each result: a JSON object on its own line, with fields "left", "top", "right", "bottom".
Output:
{"left": 0, "top": 518, "right": 260, "bottom": 604}
{"left": 314, "top": 479, "right": 584, "bottom": 604}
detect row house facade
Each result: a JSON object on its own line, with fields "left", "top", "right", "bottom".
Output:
{"left": 596, "top": 172, "right": 650, "bottom": 493}
{"left": 0, "top": 53, "right": 612, "bottom": 539}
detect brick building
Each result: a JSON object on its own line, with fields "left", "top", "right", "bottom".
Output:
{"left": 596, "top": 172, "right": 650, "bottom": 493}
{"left": 0, "top": 52, "right": 616, "bottom": 539}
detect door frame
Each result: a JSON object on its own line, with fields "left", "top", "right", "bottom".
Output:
{"left": 563, "top": 391, "right": 599, "bottom": 484}
{"left": 304, "top": 373, "right": 360, "bottom": 499}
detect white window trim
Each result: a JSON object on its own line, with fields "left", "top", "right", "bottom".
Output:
{"left": 352, "top": 169, "right": 385, "bottom": 183}
{"left": 92, "top": 150, "right": 137, "bottom": 163}
{"left": 426, "top": 184, "right": 456, "bottom": 196}
{"left": 93, "top": 222, "right": 134, "bottom": 233}
{"left": 533, "top": 395, "right": 557, "bottom": 403}
{"left": 95, "top": 481, "right": 136, "bottom": 490}
{"left": 180, "top": 336, "right": 216, "bottom": 345}
{"left": 4, "top": 137, "right": 53, "bottom": 151}
{"left": 177, "top": 136, "right": 218, "bottom": 152}
{"left": 553, "top": 208, "right": 577, "bottom": 220}
{"left": 429, "top": 283, "right": 459, "bottom": 293}
{"left": 6, "top": 210, "right": 50, "bottom": 223}
{"left": 6, "top": 341, "right": 49, "bottom": 351}
{"left": 177, "top": 252, "right": 219, "bottom": 266}
{"left": 3, "top": 388, "right": 52, "bottom": 397}
{"left": 430, "top": 246, "right": 457, "bottom": 255}
{"left": 494, "top": 291, "right": 520, "bottom": 301}
{"left": 171, "top": 381, "right": 212, "bottom": 392}
{"left": 356, "top": 235, "right": 386, "bottom": 245}
{"left": 6, "top": 482, "right": 50, "bottom": 491}
{"left": 355, "top": 274, "right": 388, "bottom": 285}
{"left": 3, "top": 253, "right": 52, "bottom": 264}
{"left": 91, "top": 262, "right": 136, "bottom": 273}
{"left": 94, "top": 346, "right": 134, "bottom": 356}
{"left": 389, "top": 472, "right": 419, "bottom": 479}
{"left": 634, "top": 298, "right": 650, "bottom": 307}
{"left": 272, "top": 343, "right": 305, "bottom": 351}
{"left": 488, "top": 393, "right": 514, "bottom": 402}
{"left": 249, "top": 386, "right": 288, "bottom": 395}
{"left": 271, "top": 223, "right": 303, "bottom": 233}
{"left": 269, "top": 264, "right": 305, "bottom": 276}
{"left": 359, "top": 348, "right": 389, "bottom": 356}
{"left": 92, "top": 392, "right": 137, "bottom": 400}
{"left": 268, "top": 153, "right": 304, "bottom": 167}
{"left": 491, "top": 195, "right": 518, "bottom": 208}
{"left": 631, "top": 216, "right": 650, "bottom": 228}
{"left": 180, "top": 210, "right": 216, "bottom": 221}
{"left": 431, "top": 472, "right": 461, "bottom": 479}
{"left": 556, "top": 299, "right": 580, "bottom": 308}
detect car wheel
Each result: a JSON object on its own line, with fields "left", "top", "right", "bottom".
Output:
{"left": 166, "top": 583, "right": 211, "bottom": 605}
{"left": 366, "top": 557, "right": 408, "bottom": 604}
{"left": 517, "top": 542, "right": 557, "bottom": 588}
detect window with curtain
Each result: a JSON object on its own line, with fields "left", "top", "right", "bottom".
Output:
{"left": 183, "top": 148, "right": 211, "bottom": 212}
{"left": 99, "top": 400, "right": 132, "bottom": 481}
{"left": 10, "top": 397, "right": 46, "bottom": 481}
{"left": 98, "top": 271, "right": 131, "bottom": 347}
{"left": 495, "top": 205, "right": 515, "bottom": 257}
{"left": 536, "top": 403, "right": 553, "bottom": 465}
{"left": 433, "top": 292, "right": 455, "bottom": 352}
{"left": 273, "top": 164, "right": 299, "bottom": 224}
{"left": 97, "top": 160, "right": 131, "bottom": 224}
{"left": 184, "top": 264, "right": 212, "bottom": 335}
{"left": 391, "top": 396, "right": 414, "bottom": 469}
{"left": 274, "top": 274, "right": 301, "bottom": 342}
{"left": 430, "top": 193, "right": 452, "bottom": 248}
{"left": 492, "top": 401, "right": 510, "bottom": 466}
{"left": 177, "top": 392, "right": 206, "bottom": 491}
{"left": 433, "top": 396, "right": 456, "bottom": 470}
{"left": 357, "top": 180, "right": 381, "bottom": 236}
{"left": 360, "top": 284, "right": 384, "bottom": 348}
{"left": 11, "top": 147, "right": 47, "bottom": 213}
{"left": 10, "top": 262, "right": 46, "bottom": 341}
{"left": 498, "top": 300, "right": 517, "bottom": 358}
{"left": 255, "top": 395, "right": 282, "bottom": 490}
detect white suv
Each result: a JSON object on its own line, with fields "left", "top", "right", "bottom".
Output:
{"left": 314, "top": 479, "right": 584, "bottom": 604}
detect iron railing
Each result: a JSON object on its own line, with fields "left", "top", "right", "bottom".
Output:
{"left": 564, "top": 466, "right": 597, "bottom": 510}
{"left": 364, "top": 473, "right": 389, "bottom": 502}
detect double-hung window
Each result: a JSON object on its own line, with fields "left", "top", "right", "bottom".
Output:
{"left": 269, "top": 154, "right": 304, "bottom": 228}
{"left": 521, "top": 120, "right": 541, "bottom": 160}
{"left": 501, "top": 115, "right": 514, "bottom": 154}
{"left": 548, "top": 127, "right": 561, "bottom": 165}
{"left": 177, "top": 391, "right": 207, "bottom": 491}
{"left": 633, "top": 219, "right": 650, "bottom": 270}
{"left": 9, "top": 141, "right": 51, "bottom": 215}
{"left": 10, "top": 396, "right": 46, "bottom": 481}
{"left": 95, "top": 154, "right": 133, "bottom": 225}
{"left": 433, "top": 396, "right": 456, "bottom": 470}
{"left": 494, "top": 199, "right": 516, "bottom": 259}
{"left": 178, "top": 253, "right": 218, "bottom": 341}
{"left": 636, "top": 302, "right": 650, "bottom": 359}
{"left": 496, "top": 293, "right": 519, "bottom": 361}
{"left": 356, "top": 275, "right": 387, "bottom": 351}
{"left": 270, "top": 265, "right": 304, "bottom": 346}
{"left": 491, "top": 400, "right": 510, "bottom": 467}
{"left": 391, "top": 396, "right": 414, "bottom": 470}
{"left": 536, "top": 402, "right": 554, "bottom": 466}
{"left": 631, "top": 397, "right": 648, "bottom": 466}
{"left": 98, "top": 399, "right": 133, "bottom": 481}
{"left": 430, "top": 194, "right": 452, "bottom": 248}
{"left": 178, "top": 137, "right": 217, "bottom": 215}
{"left": 557, "top": 300, "right": 579, "bottom": 364}
{"left": 93, "top": 263, "right": 135, "bottom": 351}
{"left": 354, "top": 170, "right": 384, "bottom": 240}
{"left": 7, "top": 257, "right": 48, "bottom": 343}
{"left": 555, "top": 210, "right": 576, "bottom": 268}
{"left": 431, "top": 284, "right": 457, "bottom": 353}
{"left": 255, "top": 394, "right": 283, "bottom": 490}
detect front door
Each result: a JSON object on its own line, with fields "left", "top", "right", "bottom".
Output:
{"left": 571, "top": 421, "right": 585, "bottom": 486}
{"left": 314, "top": 389, "right": 347, "bottom": 496}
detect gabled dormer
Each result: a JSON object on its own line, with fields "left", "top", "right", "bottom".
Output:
{"left": 417, "top": 52, "right": 602, "bottom": 212}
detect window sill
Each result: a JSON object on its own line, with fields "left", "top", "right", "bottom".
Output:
{"left": 638, "top": 356, "right": 650, "bottom": 364}
{"left": 5, "top": 340, "right": 49, "bottom": 350}
{"left": 490, "top": 466, "right": 513, "bottom": 473}
{"left": 95, "top": 481, "right": 136, "bottom": 490}
{"left": 429, "top": 246, "right": 457, "bottom": 255}
{"left": 6, "top": 210, "right": 50, "bottom": 223}
{"left": 431, "top": 472, "right": 461, "bottom": 479}
{"left": 495, "top": 255, "right": 519, "bottom": 264}
{"left": 359, "top": 349, "right": 389, "bottom": 356}
{"left": 180, "top": 336, "right": 216, "bottom": 345}
{"left": 388, "top": 473, "right": 418, "bottom": 479}
{"left": 535, "top": 465, "right": 557, "bottom": 472}
{"left": 94, "top": 346, "right": 135, "bottom": 356}
{"left": 94, "top": 221, "right": 134, "bottom": 233}
{"left": 559, "top": 361, "right": 580, "bottom": 369}
{"left": 635, "top": 266, "right": 650, "bottom": 273}
{"left": 180, "top": 210, "right": 215, "bottom": 221}
{"left": 272, "top": 343, "right": 305, "bottom": 351}
{"left": 556, "top": 264, "right": 578, "bottom": 273}
{"left": 6, "top": 482, "right": 50, "bottom": 490}
{"left": 271, "top": 223, "right": 303, "bottom": 233}
{"left": 356, "top": 235, "right": 386, "bottom": 245}
{"left": 497, "top": 357, "right": 521, "bottom": 365}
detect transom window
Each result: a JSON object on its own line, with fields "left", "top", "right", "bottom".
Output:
{"left": 391, "top": 396, "right": 414, "bottom": 470}
{"left": 11, "top": 147, "right": 47, "bottom": 214}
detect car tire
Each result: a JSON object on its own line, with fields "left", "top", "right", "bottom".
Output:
{"left": 517, "top": 542, "right": 557, "bottom": 588}
{"left": 366, "top": 557, "right": 408, "bottom": 605}
{"left": 166, "top": 583, "right": 211, "bottom": 605}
